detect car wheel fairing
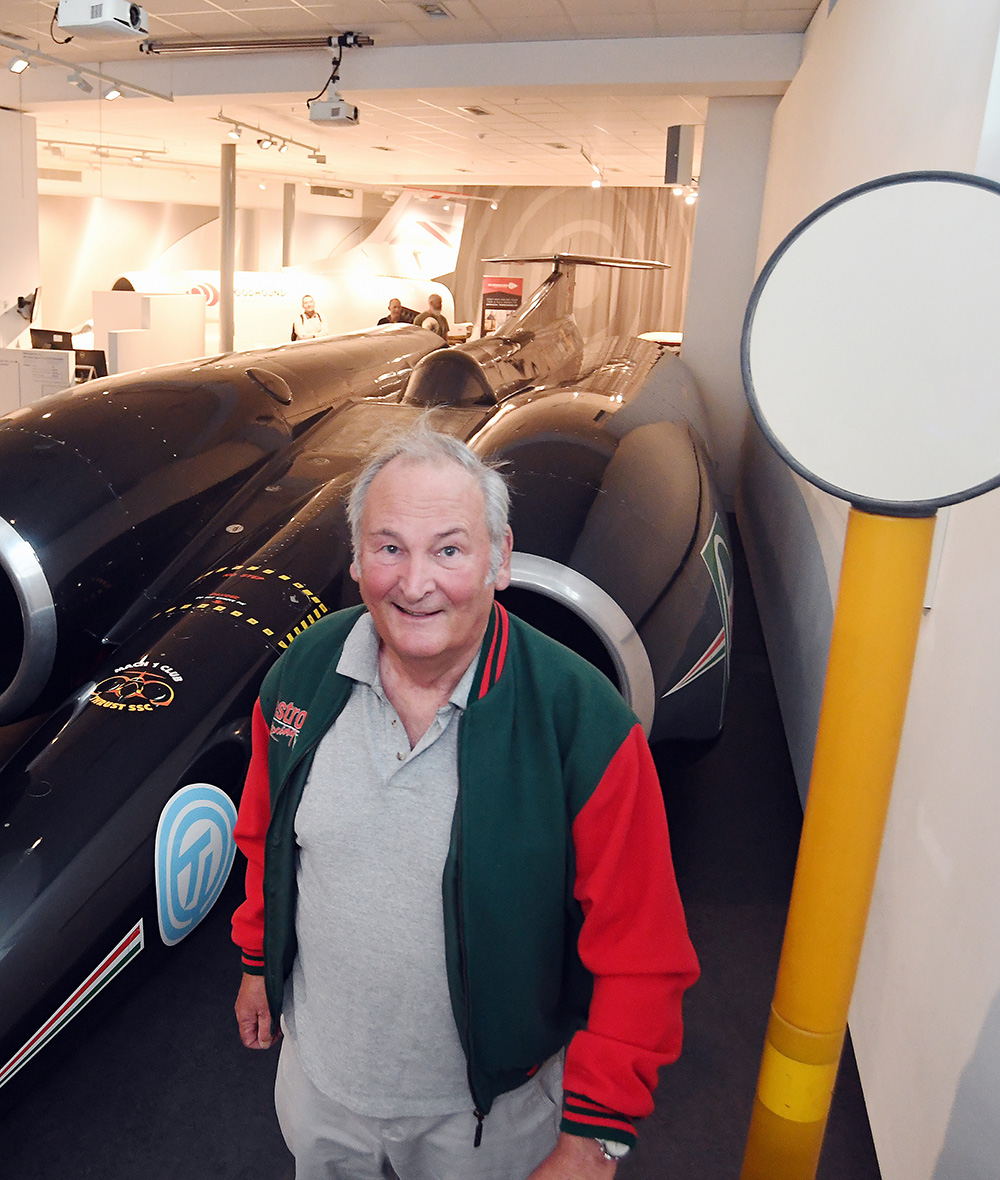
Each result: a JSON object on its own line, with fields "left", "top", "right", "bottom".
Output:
{"left": 507, "top": 552, "right": 655, "bottom": 734}
{"left": 0, "top": 519, "right": 56, "bottom": 723}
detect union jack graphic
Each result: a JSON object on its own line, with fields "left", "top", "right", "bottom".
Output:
{"left": 0, "top": 921, "right": 144, "bottom": 1088}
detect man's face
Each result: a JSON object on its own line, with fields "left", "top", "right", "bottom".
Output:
{"left": 388, "top": 299, "right": 402, "bottom": 321}
{"left": 302, "top": 296, "right": 316, "bottom": 316}
{"left": 350, "top": 458, "right": 512, "bottom": 675}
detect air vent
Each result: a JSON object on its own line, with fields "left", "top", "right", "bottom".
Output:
{"left": 460, "top": 105, "right": 491, "bottom": 117}
{"left": 310, "top": 184, "right": 355, "bottom": 199}
{"left": 416, "top": 2, "right": 452, "bottom": 16}
{"left": 38, "top": 168, "right": 83, "bottom": 181}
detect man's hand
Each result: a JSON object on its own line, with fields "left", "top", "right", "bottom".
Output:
{"left": 235, "top": 972, "right": 280, "bottom": 1050}
{"left": 527, "top": 1132, "right": 619, "bottom": 1179}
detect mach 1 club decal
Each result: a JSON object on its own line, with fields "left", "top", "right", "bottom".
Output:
{"left": 90, "top": 660, "right": 183, "bottom": 712}
{"left": 155, "top": 784, "right": 238, "bottom": 946}
{"left": 0, "top": 921, "right": 144, "bottom": 1089}
{"left": 662, "top": 513, "right": 734, "bottom": 722}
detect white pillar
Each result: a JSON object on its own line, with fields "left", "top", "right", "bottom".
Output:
{"left": 219, "top": 142, "right": 236, "bottom": 353}
{"left": 282, "top": 182, "right": 296, "bottom": 268}
{"left": 680, "top": 95, "right": 779, "bottom": 497}
{"left": 0, "top": 110, "right": 39, "bottom": 348}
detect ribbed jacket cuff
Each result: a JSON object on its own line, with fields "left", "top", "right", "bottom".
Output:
{"left": 560, "top": 1091, "right": 637, "bottom": 1149}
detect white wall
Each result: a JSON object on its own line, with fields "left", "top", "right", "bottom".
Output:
{"left": 0, "top": 110, "right": 40, "bottom": 348}
{"left": 37, "top": 195, "right": 364, "bottom": 334}
{"left": 681, "top": 95, "right": 781, "bottom": 495}
{"left": 738, "top": 1, "right": 1000, "bottom": 1178}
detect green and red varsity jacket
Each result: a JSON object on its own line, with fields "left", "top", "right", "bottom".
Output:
{"left": 232, "top": 602, "right": 699, "bottom": 1150}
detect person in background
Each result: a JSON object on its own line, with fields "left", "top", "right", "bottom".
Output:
{"left": 292, "top": 295, "right": 326, "bottom": 341}
{"left": 232, "top": 423, "right": 698, "bottom": 1180}
{"left": 377, "top": 298, "right": 414, "bottom": 325}
{"left": 418, "top": 292, "right": 450, "bottom": 339}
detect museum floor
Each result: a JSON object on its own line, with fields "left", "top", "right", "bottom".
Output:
{"left": 0, "top": 527, "right": 882, "bottom": 1180}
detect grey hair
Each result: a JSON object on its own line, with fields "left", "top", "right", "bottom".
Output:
{"left": 348, "top": 420, "right": 511, "bottom": 582}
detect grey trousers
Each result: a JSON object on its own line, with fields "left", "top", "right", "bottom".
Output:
{"left": 274, "top": 1034, "right": 562, "bottom": 1180}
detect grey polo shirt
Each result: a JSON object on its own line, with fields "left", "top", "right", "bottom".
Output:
{"left": 284, "top": 613, "right": 476, "bottom": 1117}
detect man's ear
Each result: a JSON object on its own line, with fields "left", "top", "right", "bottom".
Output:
{"left": 349, "top": 558, "right": 360, "bottom": 583}
{"left": 494, "top": 526, "right": 514, "bottom": 591}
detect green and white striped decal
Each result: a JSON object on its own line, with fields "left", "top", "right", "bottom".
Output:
{"left": 0, "top": 920, "right": 144, "bottom": 1088}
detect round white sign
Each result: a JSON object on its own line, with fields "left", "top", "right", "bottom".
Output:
{"left": 742, "top": 172, "right": 1000, "bottom": 513}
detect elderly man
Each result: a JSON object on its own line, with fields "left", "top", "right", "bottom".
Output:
{"left": 232, "top": 423, "right": 698, "bottom": 1179}
{"left": 292, "top": 294, "right": 326, "bottom": 340}
{"left": 418, "top": 292, "right": 450, "bottom": 338}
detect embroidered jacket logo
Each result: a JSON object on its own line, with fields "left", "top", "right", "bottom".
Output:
{"left": 271, "top": 700, "right": 307, "bottom": 746}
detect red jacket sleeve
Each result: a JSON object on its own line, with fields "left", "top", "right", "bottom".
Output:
{"left": 231, "top": 699, "right": 274, "bottom": 974}
{"left": 561, "top": 724, "right": 699, "bottom": 1145}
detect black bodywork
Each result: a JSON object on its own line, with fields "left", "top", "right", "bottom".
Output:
{"left": 0, "top": 259, "right": 731, "bottom": 1100}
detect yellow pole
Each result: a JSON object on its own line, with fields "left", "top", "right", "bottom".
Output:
{"left": 740, "top": 507, "right": 936, "bottom": 1180}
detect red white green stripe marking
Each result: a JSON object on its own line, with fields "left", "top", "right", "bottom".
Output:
{"left": 0, "top": 919, "right": 144, "bottom": 1088}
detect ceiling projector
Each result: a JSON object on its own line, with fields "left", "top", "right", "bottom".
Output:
{"left": 309, "top": 95, "right": 359, "bottom": 126}
{"left": 57, "top": 0, "right": 149, "bottom": 39}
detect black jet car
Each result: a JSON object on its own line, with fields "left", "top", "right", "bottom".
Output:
{"left": 0, "top": 256, "right": 731, "bottom": 1099}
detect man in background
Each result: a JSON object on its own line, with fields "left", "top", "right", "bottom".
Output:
{"left": 418, "top": 292, "right": 450, "bottom": 338}
{"left": 292, "top": 294, "right": 326, "bottom": 341}
{"left": 377, "top": 298, "right": 415, "bottom": 325}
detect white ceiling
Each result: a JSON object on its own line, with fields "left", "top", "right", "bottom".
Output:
{"left": 0, "top": 1, "right": 816, "bottom": 199}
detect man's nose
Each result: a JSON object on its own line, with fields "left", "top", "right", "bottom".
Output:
{"left": 398, "top": 554, "right": 435, "bottom": 598}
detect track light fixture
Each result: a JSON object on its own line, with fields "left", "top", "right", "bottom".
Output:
{"left": 0, "top": 34, "right": 171, "bottom": 100}
{"left": 8, "top": 56, "right": 30, "bottom": 74}
{"left": 671, "top": 177, "right": 699, "bottom": 204}
{"left": 103, "top": 85, "right": 122, "bottom": 100}
{"left": 212, "top": 111, "right": 322, "bottom": 162}
{"left": 68, "top": 70, "right": 93, "bottom": 93}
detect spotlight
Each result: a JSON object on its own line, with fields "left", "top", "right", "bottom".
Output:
{"left": 68, "top": 71, "right": 93, "bottom": 93}
{"left": 257, "top": 137, "right": 273, "bottom": 149}
{"left": 278, "top": 141, "right": 288, "bottom": 153}
{"left": 684, "top": 192, "right": 697, "bottom": 205}
{"left": 8, "top": 56, "right": 30, "bottom": 74}
{"left": 590, "top": 178, "right": 602, "bottom": 189}
{"left": 103, "top": 85, "right": 122, "bottom": 100}
{"left": 490, "top": 201, "right": 498, "bottom": 210}
{"left": 309, "top": 150, "right": 327, "bottom": 164}
{"left": 228, "top": 125, "right": 242, "bottom": 140}
{"left": 671, "top": 185, "right": 684, "bottom": 196}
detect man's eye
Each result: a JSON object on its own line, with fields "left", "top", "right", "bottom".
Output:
{"left": 381, "top": 544, "right": 399, "bottom": 555}
{"left": 440, "top": 545, "right": 459, "bottom": 558}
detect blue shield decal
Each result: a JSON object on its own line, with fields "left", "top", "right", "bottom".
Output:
{"left": 155, "top": 783, "right": 238, "bottom": 947}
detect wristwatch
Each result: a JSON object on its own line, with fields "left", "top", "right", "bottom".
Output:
{"left": 595, "top": 1137, "right": 631, "bottom": 1161}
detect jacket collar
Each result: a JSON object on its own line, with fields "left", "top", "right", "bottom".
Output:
{"left": 473, "top": 601, "right": 509, "bottom": 701}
